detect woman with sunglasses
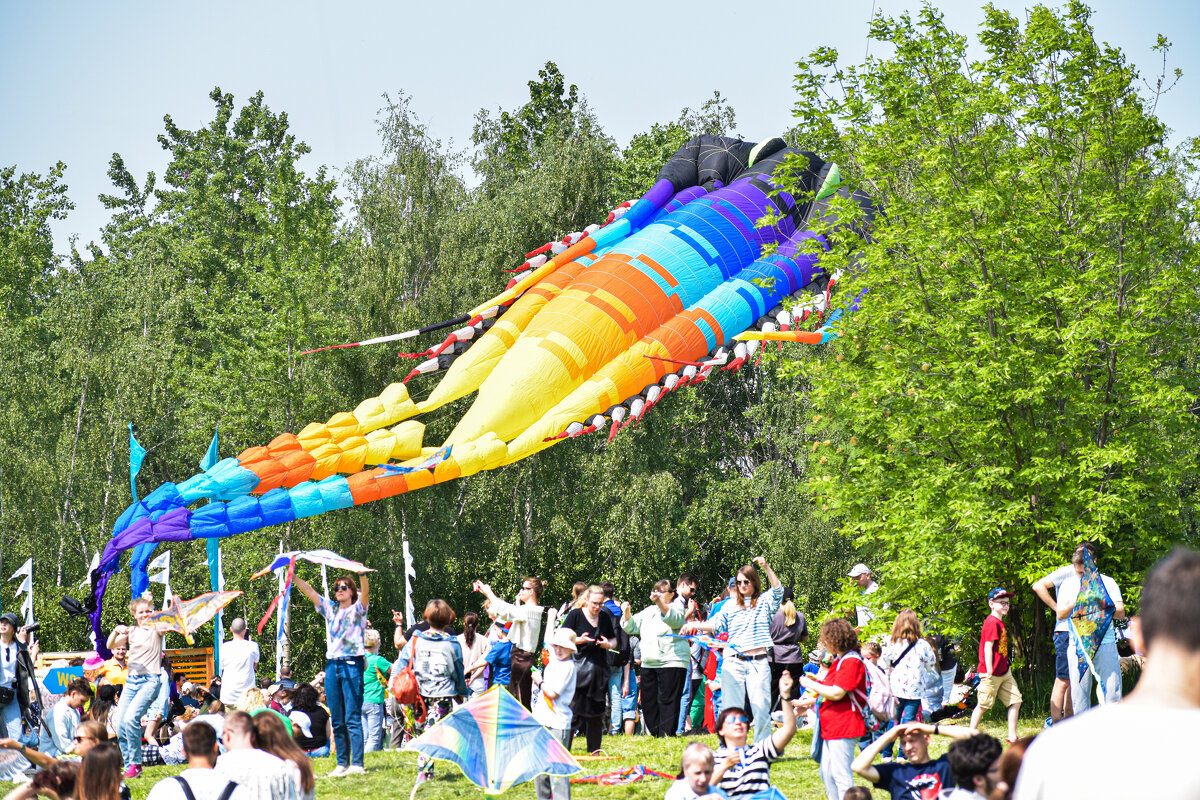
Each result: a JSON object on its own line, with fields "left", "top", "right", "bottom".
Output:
{"left": 711, "top": 671, "right": 796, "bottom": 797}
{"left": 683, "top": 556, "right": 783, "bottom": 743}
{"left": 472, "top": 577, "right": 545, "bottom": 708}
{"left": 295, "top": 568, "right": 371, "bottom": 777}
{"left": 0, "top": 612, "right": 41, "bottom": 783}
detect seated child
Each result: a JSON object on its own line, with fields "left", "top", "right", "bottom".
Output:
{"left": 665, "top": 742, "right": 728, "bottom": 800}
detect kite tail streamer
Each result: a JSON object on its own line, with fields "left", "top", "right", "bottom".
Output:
{"left": 258, "top": 558, "right": 297, "bottom": 636}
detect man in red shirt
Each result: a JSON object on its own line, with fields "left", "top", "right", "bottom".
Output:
{"left": 969, "top": 588, "right": 1022, "bottom": 742}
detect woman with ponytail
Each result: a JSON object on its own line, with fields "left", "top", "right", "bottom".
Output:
{"left": 769, "top": 587, "right": 808, "bottom": 709}
{"left": 458, "top": 612, "right": 490, "bottom": 697}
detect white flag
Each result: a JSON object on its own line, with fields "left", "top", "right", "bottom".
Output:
{"left": 8, "top": 559, "right": 31, "bottom": 582}
{"left": 10, "top": 559, "right": 33, "bottom": 627}
{"left": 79, "top": 552, "right": 100, "bottom": 589}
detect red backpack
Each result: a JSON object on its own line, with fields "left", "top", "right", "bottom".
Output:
{"left": 389, "top": 635, "right": 426, "bottom": 722}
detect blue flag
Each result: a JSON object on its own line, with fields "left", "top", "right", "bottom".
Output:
{"left": 129, "top": 424, "right": 146, "bottom": 502}
{"left": 200, "top": 429, "right": 220, "bottom": 472}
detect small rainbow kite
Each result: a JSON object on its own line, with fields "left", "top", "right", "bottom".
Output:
{"left": 146, "top": 590, "right": 242, "bottom": 645}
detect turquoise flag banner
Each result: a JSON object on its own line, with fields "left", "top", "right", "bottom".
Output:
{"left": 200, "top": 429, "right": 219, "bottom": 472}
{"left": 128, "top": 424, "right": 146, "bottom": 502}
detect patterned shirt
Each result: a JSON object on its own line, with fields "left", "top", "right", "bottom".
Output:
{"left": 316, "top": 598, "right": 367, "bottom": 659}
{"left": 714, "top": 736, "right": 781, "bottom": 796}
{"left": 709, "top": 585, "right": 784, "bottom": 652}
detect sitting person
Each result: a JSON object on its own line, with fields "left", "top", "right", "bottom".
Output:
{"left": 250, "top": 712, "right": 314, "bottom": 800}
{"left": 288, "top": 684, "right": 331, "bottom": 759}
{"left": 711, "top": 673, "right": 797, "bottom": 797}
{"left": 941, "top": 732, "right": 1004, "bottom": 799}
{"left": 664, "top": 742, "right": 727, "bottom": 800}
{"left": 1, "top": 720, "right": 110, "bottom": 771}
{"left": 215, "top": 711, "right": 300, "bottom": 800}
{"left": 851, "top": 721, "right": 977, "bottom": 799}
{"left": 39, "top": 678, "right": 94, "bottom": 759}
{"left": 1, "top": 760, "right": 79, "bottom": 800}
{"left": 145, "top": 722, "right": 248, "bottom": 800}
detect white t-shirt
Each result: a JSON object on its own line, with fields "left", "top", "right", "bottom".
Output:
{"left": 1040, "top": 565, "right": 1075, "bottom": 633}
{"left": 532, "top": 656, "right": 576, "bottom": 731}
{"left": 38, "top": 699, "right": 80, "bottom": 757}
{"left": 0, "top": 641, "right": 18, "bottom": 687}
{"left": 219, "top": 638, "right": 261, "bottom": 706}
{"left": 1014, "top": 703, "right": 1200, "bottom": 800}
{"left": 146, "top": 767, "right": 250, "bottom": 800}
{"left": 856, "top": 581, "right": 879, "bottom": 627}
{"left": 216, "top": 748, "right": 302, "bottom": 800}
{"left": 1056, "top": 574, "right": 1122, "bottom": 644}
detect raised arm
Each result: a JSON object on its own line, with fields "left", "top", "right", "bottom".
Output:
{"left": 359, "top": 573, "right": 369, "bottom": 610}
{"left": 753, "top": 556, "right": 781, "bottom": 589}
{"left": 851, "top": 724, "right": 902, "bottom": 784}
{"left": 770, "top": 671, "right": 797, "bottom": 752}
{"left": 294, "top": 577, "right": 322, "bottom": 607}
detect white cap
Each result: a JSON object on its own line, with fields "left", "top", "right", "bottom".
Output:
{"left": 549, "top": 629, "right": 578, "bottom": 652}
{"left": 181, "top": 682, "right": 195, "bottom": 693}
{"left": 848, "top": 563, "right": 871, "bottom": 578}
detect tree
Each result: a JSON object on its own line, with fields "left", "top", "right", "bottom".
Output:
{"left": 782, "top": 2, "right": 1200, "bottom": 678}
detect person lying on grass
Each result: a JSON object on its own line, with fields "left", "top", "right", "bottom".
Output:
{"left": 710, "top": 672, "right": 797, "bottom": 797}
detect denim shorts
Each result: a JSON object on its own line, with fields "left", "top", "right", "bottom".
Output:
{"left": 1053, "top": 631, "right": 1070, "bottom": 680}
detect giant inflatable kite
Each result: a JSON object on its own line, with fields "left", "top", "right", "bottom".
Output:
{"left": 82, "top": 136, "right": 877, "bottom": 643}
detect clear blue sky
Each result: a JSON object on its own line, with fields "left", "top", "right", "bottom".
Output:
{"left": 3, "top": 1, "right": 1196, "bottom": 253}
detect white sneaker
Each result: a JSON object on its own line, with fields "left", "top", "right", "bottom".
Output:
{"left": 344, "top": 766, "right": 366, "bottom": 775}
{"left": 326, "top": 765, "right": 348, "bottom": 778}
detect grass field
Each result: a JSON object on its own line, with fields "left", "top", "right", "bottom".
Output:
{"left": 103, "top": 715, "right": 1041, "bottom": 800}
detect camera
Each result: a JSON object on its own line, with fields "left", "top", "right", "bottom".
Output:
{"left": 21, "top": 623, "right": 40, "bottom": 634}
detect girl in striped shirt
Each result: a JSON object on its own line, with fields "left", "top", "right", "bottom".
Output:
{"left": 684, "top": 556, "right": 783, "bottom": 742}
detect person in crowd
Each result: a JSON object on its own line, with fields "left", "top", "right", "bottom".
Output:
{"left": 879, "top": 609, "right": 938, "bottom": 758}
{"left": 360, "top": 629, "right": 390, "bottom": 753}
{"left": 233, "top": 688, "right": 266, "bottom": 714}
{"left": 145, "top": 722, "right": 247, "bottom": 800}
{"left": 797, "top": 617, "right": 868, "bottom": 800}
{"left": 1016, "top": 547, "right": 1200, "bottom": 798}
{"left": 558, "top": 583, "right": 587, "bottom": 621}
{"left": 927, "top": 631, "right": 958, "bottom": 715}
{"left": 294, "top": 568, "right": 370, "bottom": 777}
{"left": 851, "top": 721, "right": 978, "bottom": 798}
{"left": 968, "top": 589, "right": 1021, "bottom": 743}
{"left": 842, "top": 789, "right": 871, "bottom": 800}
{"left": 218, "top": 620, "right": 260, "bottom": 709}
{"left": 484, "top": 623, "right": 513, "bottom": 692}
{"left": 97, "top": 639, "right": 127, "bottom": 688}
{"left": 1, "top": 760, "right": 79, "bottom": 800}
{"left": 600, "top": 583, "right": 622, "bottom": 618}
{"left": 214, "top": 710, "right": 300, "bottom": 800}
{"left": 620, "top": 580, "right": 688, "bottom": 737}
{"left": 38, "top": 677, "right": 94, "bottom": 759}
{"left": 532, "top": 629, "right": 578, "bottom": 800}
{"left": 266, "top": 684, "right": 291, "bottom": 715}
{"left": 87, "top": 686, "right": 120, "bottom": 740}
{"left": 288, "top": 684, "right": 331, "bottom": 760}
{"left": 1054, "top": 543, "right": 1126, "bottom": 713}
{"left": 672, "top": 573, "right": 701, "bottom": 735}
{"left": 606, "top": 599, "right": 636, "bottom": 738}
{"left": 618, "top": 635, "right": 641, "bottom": 736}
{"left": 1030, "top": 554, "right": 1078, "bottom": 724}
{"left": 473, "top": 578, "right": 546, "bottom": 708}
{"left": 250, "top": 711, "right": 314, "bottom": 800}
{"left": 768, "top": 587, "right": 807, "bottom": 710}
{"left": 1, "top": 719, "right": 109, "bottom": 773}
{"left": 848, "top": 564, "right": 880, "bottom": 628}
{"left": 663, "top": 741, "right": 726, "bottom": 800}
{"left": 108, "top": 597, "right": 166, "bottom": 779}
{"left": 684, "top": 556, "right": 783, "bottom": 743}
{"left": 396, "top": 599, "right": 467, "bottom": 788}
{"left": 458, "top": 612, "right": 490, "bottom": 699}
{"left": 560, "top": 584, "right": 617, "bottom": 754}
{"left": 941, "top": 731, "right": 1003, "bottom": 799}
{"left": 710, "top": 672, "right": 796, "bottom": 797}
{"left": 76, "top": 742, "right": 125, "bottom": 800}
{"left": 0, "top": 612, "right": 40, "bottom": 783}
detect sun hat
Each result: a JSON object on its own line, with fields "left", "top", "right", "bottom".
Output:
{"left": 83, "top": 653, "right": 106, "bottom": 671}
{"left": 549, "top": 629, "right": 578, "bottom": 652}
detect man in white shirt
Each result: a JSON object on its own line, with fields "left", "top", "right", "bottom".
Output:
{"left": 1015, "top": 547, "right": 1200, "bottom": 800}
{"left": 38, "top": 677, "right": 92, "bottom": 758}
{"left": 849, "top": 563, "right": 880, "bottom": 627}
{"left": 219, "top": 619, "right": 260, "bottom": 708}
{"left": 1031, "top": 554, "right": 1080, "bottom": 724}
{"left": 215, "top": 711, "right": 300, "bottom": 800}
{"left": 147, "top": 721, "right": 248, "bottom": 800}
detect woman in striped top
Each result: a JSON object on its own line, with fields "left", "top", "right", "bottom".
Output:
{"left": 684, "top": 556, "right": 783, "bottom": 743}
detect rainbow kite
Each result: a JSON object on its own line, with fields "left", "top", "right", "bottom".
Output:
{"left": 80, "top": 135, "right": 877, "bottom": 645}
{"left": 403, "top": 685, "right": 582, "bottom": 794}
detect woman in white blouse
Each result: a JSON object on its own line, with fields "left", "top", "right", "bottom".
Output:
{"left": 879, "top": 608, "right": 938, "bottom": 758}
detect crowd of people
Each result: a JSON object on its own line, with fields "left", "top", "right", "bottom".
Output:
{"left": 0, "top": 543, "right": 1196, "bottom": 799}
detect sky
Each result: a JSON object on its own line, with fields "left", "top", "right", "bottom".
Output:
{"left": 3, "top": 1, "right": 1196, "bottom": 254}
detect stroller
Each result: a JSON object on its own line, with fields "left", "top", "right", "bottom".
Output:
{"left": 929, "top": 670, "right": 980, "bottom": 723}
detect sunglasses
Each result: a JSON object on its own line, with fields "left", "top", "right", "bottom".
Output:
{"left": 335, "top": 584, "right": 352, "bottom": 592}
{"left": 725, "top": 715, "right": 749, "bottom": 725}
{"left": 735, "top": 579, "right": 752, "bottom": 586}
{"left": 73, "top": 735, "right": 94, "bottom": 743}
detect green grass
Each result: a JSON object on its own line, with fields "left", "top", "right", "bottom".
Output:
{"left": 101, "top": 715, "right": 1039, "bottom": 799}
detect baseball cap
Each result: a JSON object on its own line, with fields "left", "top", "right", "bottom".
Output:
{"left": 847, "top": 563, "right": 871, "bottom": 578}
{"left": 727, "top": 577, "right": 737, "bottom": 588}
{"left": 988, "top": 588, "right": 1013, "bottom": 601}
{"left": 0, "top": 612, "right": 20, "bottom": 628}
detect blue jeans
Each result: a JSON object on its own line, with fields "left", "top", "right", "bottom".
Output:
{"left": 115, "top": 672, "right": 160, "bottom": 767}
{"left": 325, "top": 657, "right": 365, "bottom": 767}
{"left": 677, "top": 677, "right": 694, "bottom": 734}
{"left": 362, "top": 701, "right": 385, "bottom": 752}
{"left": 881, "top": 697, "right": 922, "bottom": 757}
{"left": 0, "top": 696, "right": 30, "bottom": 781}
{"left": 305, "top": 744, "right": 331, "bottom": 758}
{"left": 720, "top": 655, "right": 772, "bottom": 743}
{"left": 608, "top": 667, "right": 637, "bottom": 733}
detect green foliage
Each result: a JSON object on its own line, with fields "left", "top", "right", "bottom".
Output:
{"left": 781, "top": 3, "right": 1200, "bottom": 674}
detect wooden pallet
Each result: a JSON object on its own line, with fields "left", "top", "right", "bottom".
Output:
{"left": 37, "top": 646, "right": 214, "bottom": 685}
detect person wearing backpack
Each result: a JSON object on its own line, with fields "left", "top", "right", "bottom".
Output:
{"left": 619, "top": 579, "right": 688, "bottom": 736}
{"left": 146, "top": 722, "right": 247, "bottom": 800}
{"left": 878, "top": 609, "right": 938, "bottom": 759}
{"left": 606, "top": 599, "right": 635, "bottom": 736}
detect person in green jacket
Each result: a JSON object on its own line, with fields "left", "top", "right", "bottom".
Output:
{"left": 621, "top": 579, "right": 689, "bottom": 736}
{"left": 362, "top": 629, "right": 392, "bottom": 752}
